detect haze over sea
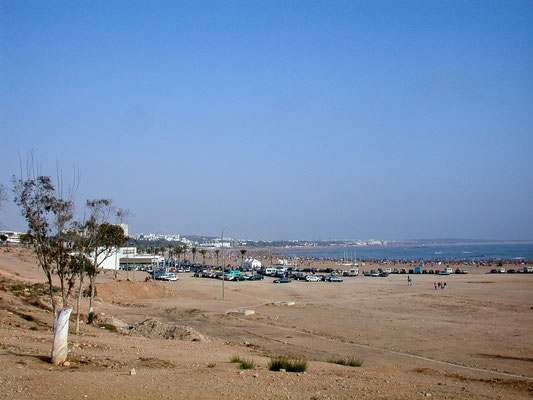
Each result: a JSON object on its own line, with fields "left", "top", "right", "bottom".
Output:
{"left": 280, "top": 243, "right": 533, "bottom": 262}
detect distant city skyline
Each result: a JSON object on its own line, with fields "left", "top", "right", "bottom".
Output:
{"left": 1, "top": 2, "right": 532, "bottom": 241}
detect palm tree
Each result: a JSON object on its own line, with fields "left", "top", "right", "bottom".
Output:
{"left": 182, "top": 244, "right": 188, "bottom": 263}
{"left": 191, "top": 246, "right": 198, "bottom": 264}
{"left": 200, "top": 249, "right": 207, "bottom": 265}
{"left": 215, "top": 249, "right": 220, "bottom": 267}
{"left": 240, "top": 249, "right": 247, "bottom": 268}
{"left": 175, "top": 246, "right": 183, "bottom": 265}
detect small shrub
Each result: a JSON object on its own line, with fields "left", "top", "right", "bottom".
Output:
{"left": 101, "top": 324, "right": 117, "bottom": 332}
{"left": 230, "top": 356, "right": 255, "bottom": 370}
{"left": 82, "top": 286, "right": 96, "bottom": 297}
{"left": 87, "top": 312, "right": 97, "bottom": 324}
{"left": 207, "top": 363, "right": 216, "bottom": 368}
{"left": 238, "top": 358, "right": 255, "bottom": 370}
{"left": 10, "top": 284, "right": 24, "bottom": 293}
{"left": 29, "top": 326, "right": 38, "bottom": 331}
{"left": 268, "top": 356, "right": 307, "bottom": 373}
{"left": 328, "top": 357, "right": 363, "bottom": 367}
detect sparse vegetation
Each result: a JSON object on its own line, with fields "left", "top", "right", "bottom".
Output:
{"left": 83, "top": 286, "right": 96, "bottom": 297}
{"left": 268, "top": 356, "right": 308, "bottom": 372}
{"left": 87, "top": 312, "right": 97, "bottom": 324}
{"left": 230, "top": 356, "right": 255, "bottom": 370}
{"left": 328, "top": 357, "right": 363, "bottom": 367}
{"left": 6, "top": 281, "right": 58, "bottom": 297}
{"left": 29, "top": 326, "right": 38, "bottom": 331}
{"left": 207, "top": 363, "right": 216, "bottom": 368}
{"left": 101, "top": 323, "right": 118, "bottom": 332}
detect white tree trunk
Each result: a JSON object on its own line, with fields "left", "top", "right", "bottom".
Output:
{"left": 51, "top": 307, "right": 72, "bottom": 365}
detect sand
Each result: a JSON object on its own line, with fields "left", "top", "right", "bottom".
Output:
{"left": 0, "top": 245, "right": 532, "bottom": 399}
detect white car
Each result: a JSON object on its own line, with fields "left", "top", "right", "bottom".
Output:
{"left": 159, "top": 273, "right": 179, "bottom": 281}
{"left": 305, "top": 275, "right": 320, "bottom": 282}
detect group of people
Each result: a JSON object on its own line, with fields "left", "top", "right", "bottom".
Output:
{"left": 407, "top": 276, "right": 447, "bottom": 290}
{"left": 434, "top": 281, "right": 447, "bottom": 290}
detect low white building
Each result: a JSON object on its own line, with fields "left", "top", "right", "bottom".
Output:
{"left": 90, "top": 246, "right": 163, "bottom": 270}
{"left": 243, "top": 258, "right": 261, "bottom": 268}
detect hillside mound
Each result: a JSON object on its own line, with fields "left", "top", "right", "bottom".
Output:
{"left": 96, "top": 280, "right": 177, "bottom": 302}
{"left": 131, "top": 319, "right": 209, "bottom": 341}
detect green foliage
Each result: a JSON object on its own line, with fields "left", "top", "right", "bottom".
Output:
{"left": 268, "top": 356, "right": 308, "bottom": 372}
{"left": 8, "top": 281, "right": 58, "bottom": 297}
{"left": 83, "top": 286, "right": 96, "bottom": 297}
{"left": 328, "top": 357, "right": 363, "bottom": 367}
{"left": 230, "top": 356, "right": 255, "bottom": 370}
{"left": 87, "top": 312, "right": 97, "bottom": 324}
{"left": 207, "top": 363, "right": 216, "bottom": 368}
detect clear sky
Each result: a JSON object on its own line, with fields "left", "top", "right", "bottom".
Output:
{"left": 1, "top": 1, "right": 532, "bottom": 240}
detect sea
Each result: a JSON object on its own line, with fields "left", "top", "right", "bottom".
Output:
{"left": 279, "top": 243, "right": 533, "bottom": 262}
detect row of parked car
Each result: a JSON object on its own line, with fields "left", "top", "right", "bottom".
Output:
{"left": 193, "top": 270, "right": 265, "bottom": 281}
{"left": 274, "top": 275, "right": 344, "bottom": 283}
{"left": 490, "top": 267, "right": 533, "bottom": 274}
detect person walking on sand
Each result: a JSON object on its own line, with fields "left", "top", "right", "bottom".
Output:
{"left": 434, "top": 281, "right": 437, "bottom": 290}
{"left": 408, "top": 275, "right": 412, "bottom": 286}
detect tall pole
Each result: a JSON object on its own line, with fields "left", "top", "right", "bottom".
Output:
{"left": 221, "top": 228, "right": 226, "bottom": 300}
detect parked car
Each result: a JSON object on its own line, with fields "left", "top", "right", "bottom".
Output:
{"left": 157, "top": 273, "right": 179, "bottom": 281}
{"left": 507, "top": 269, "right": 516, "bottom": 273}
{"left": 249, "top": 274, "right": 264, "bottom": 281}
{"left": 305, "top": 275, "right": 320, "bottom": 282}
{"left": 327, "top": 276, "right": 344, "bottom": 282}
{"left": 273, "top": 277, "right": 291, "bottom": 283}
{"left": 370, "top": 270, "right": 380, "bottom": 277}
{"left": 379, "top": 272, "right": 389, "bottom": 277}
{"left": 490, "top": 269, "right": 498, "bottom": 274}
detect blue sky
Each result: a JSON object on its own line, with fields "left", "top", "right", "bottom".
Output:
{"left": 1, "top": 1, "right": 532, "bottom": 240}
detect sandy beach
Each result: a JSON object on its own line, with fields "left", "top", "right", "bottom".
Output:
{"left": 1, "top": 246, "right": 532, "bottom": 399}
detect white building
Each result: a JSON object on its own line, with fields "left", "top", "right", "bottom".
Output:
{"left": 243, "top": 258, "right": 261, "bottom": 268}
{"left": 91, "top": 246, "right": 163, "bottom": 270}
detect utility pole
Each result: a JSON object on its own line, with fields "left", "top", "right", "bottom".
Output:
{"left": 221, "top": 228, "right": 226, "bottom": 300}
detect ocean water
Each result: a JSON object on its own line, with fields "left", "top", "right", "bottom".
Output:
{"left": 279, "top": 243, "right": 533, "bottom": 261}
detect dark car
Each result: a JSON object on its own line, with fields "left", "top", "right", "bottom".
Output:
{"left": 507, "top": 269, "right": 516, "bottom": 273}
{"left": 328, "top": 276, "right": 344, "bottom": 282}
{"left": 273, "top": 277, "right": 291, "bottom": 283}
{"left": 490, "top": 269, "right": 498, "bottom": 274}
{"left": 249, "top": 274, "right": 264, "bottom": 281}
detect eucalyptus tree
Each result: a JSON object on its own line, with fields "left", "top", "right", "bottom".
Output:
{"left": 13, "top": 173, "right": 78, "bottom": 365}
{"left": 77, "top": 199, "right": 128, "bottom": 314}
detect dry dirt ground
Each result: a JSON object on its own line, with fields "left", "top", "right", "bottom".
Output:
{"left": 0, "top": 246, "right": 532, "bottom": 399}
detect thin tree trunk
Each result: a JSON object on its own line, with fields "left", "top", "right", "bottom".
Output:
{"left": 75, "top": 273, "right": 84, "bottom": 334}
{"left": 88, "top": 276, "right": 95, "bottom": 314}
{"left": 46, "top": 270, "right": 56, "bottom": 316}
